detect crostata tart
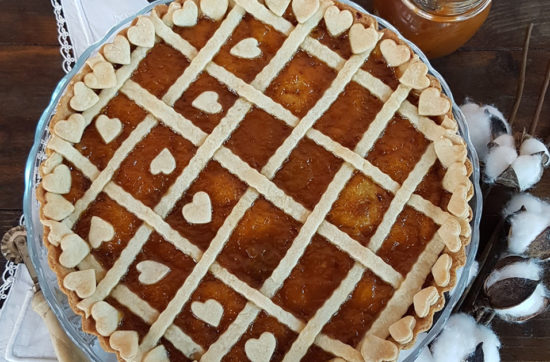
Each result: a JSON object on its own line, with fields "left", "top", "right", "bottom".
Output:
{"left": 37, "top": 0, "right": 473, "bottom": 360}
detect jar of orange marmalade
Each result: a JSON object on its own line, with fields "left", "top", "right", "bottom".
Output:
{"left": 372, "top": 0, "right": 492, "bottom": 58}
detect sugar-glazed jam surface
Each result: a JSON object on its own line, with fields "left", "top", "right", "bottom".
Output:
{"left": 39, "top": 1, "right": 472, "bottom": 361}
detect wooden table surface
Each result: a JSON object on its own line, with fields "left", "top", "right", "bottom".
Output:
{"left": 0, "top": 0, "right": 549, "bottom": 360}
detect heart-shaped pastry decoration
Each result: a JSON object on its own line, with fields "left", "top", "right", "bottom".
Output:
{"left": 137, "top": 260, "right": 171, "bottom": 285}
{"left": 399, "top": 59, "right": 430, "bottom": 90}
{"left": 150, "top": 148, "right": 176, "bottom": 175}
{"left": 84, "top": 60, "right": 117, "bottom": 89}
{"left": 201, "top": 0, "right": 228, "bottom": 21}
{"left": 91, "top": 301, "right": 120, "bottom": 336}
{"left": 360, "top": 335, "right": 398, "bottom": 362}
{"left": 70, "top": 82, "right": 99, "bottom": 112}
{"left": 89, "top": 216, "right": 115, "bottom": 248}
{"left": 42, "top": 220, "right": 72, "bottom": 246}
{"left": 144, "top": 345, "right": 169, "bottom": 362}
{"left": 173, "top": 0, "right": 199, "bottom": 27}
{"left": 388, "top": 315, "right": 416, "bottom": 344}
{"left": 53, "top": 114, "right": 86, "bottom": 143}
{"left": 182, "top": 191, "right": 212, "bottom": 224}
{"left": 59, "top": 234, "right": 90, "bottom": 268}
{"left": 244, "top": 332, "right": 276, "bottom": 362}
{"left": 42, "top": 164, "right": 71, "bottom": 194}
{"left": 349, "top": 24, "right": 379, "bottom": 54}
{"left": 43, "top": 192, "right": 75, "bottom": 221}
{"left": 437, "top": 217, "right": 461, "bottom": 252}
{"left": 127, "top": 16, "right": 155, "bottom": 48}
{"left": 191, "top": 299, "right": 224, "bottom": 327}
{"left": 418, "top": 87, "right": 451, "bottom": 116}
{"left": 413, "top": 286, "right": 439, "bottom": 318}
{"left": 323, "top": 6, "right": 353, "bottom": 37}
{"left": 441, "top": 115, "right": 458, "bottom": 131}
{"left": 63, "top": 269, "right": 96, "bottom": 298}
{"left": 432, "top": 253, "right": 452, "bottom": 287}
{"left": 110, "top": 331, "right": 139, "bottom": 360}
{"left": 380, "top": 39, "right": 411, "bottom": 67}
{"left": 448, "top": 184, "right": 469, "bottom": 218}
{"left": 104, "top": 35, "right": 131, "bottom": 65}
{"left": 442, "top": 161, "right": 467, "bottom": 192}
{"left": 95, "top": 115, "right": 123, "bottom": 144}
{"left": 266, "top": 0, "right": 291, "bottom": 16}
{"left": 434, "top": 137, "right": 467, "bottom": 168}
{"left": 41, "top": 153, "right": 63, "bottom": 175}
{"left": 163, "top": 1, "right": 181, "bottom": 23}
{"left": 292, "top": 0, "right": 319, "bottom": 23}
{"left": 192, "top": 91, "right": 223, "bottom": 114}
{"left": 230, "top": 38, "right": 262, "bottom": 59}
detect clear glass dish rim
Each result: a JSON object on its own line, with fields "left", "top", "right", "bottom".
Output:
{"left": 22, "top": 1, "right": 482, "bottom": 361}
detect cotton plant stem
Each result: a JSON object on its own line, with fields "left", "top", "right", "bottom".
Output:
{"left": 530, "top": 60, "right": 550, "bottom": 136}
{"left": 509, "top": 23, "right": 534, "bottom": 128}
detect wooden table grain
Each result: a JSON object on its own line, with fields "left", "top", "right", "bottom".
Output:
{"left": 0, "top": 0, "right": 549, "bottom": 360}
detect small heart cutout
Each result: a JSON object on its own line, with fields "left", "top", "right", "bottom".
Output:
{"left": 137, "top": 260, "right": 171, "bottom": 285}
{"left": 399, "top": 59, "right": 430, "bottom": 90}
{"left": 41, "top": 153, "right": 63, "bottom": 175}
{"left": 448, "top": 184, "right": 469, "bottom": 218}
{"left": 324, "top": 6, "right": 353, "bottom": 37}
{"left": 63, "top": 269, "right": 96, "bottom": 298}
{"left": 349, "top": 23, "right": 379, "bottom": 54}
{"left": 413, "top": 286, "right": 439, "bottom": 318}
{"left": 230, "top": 38, "right": 262, "bottom": 59}
{"left": 173, "top": 0, "right": 198, "bottom": 27}
{"left": 54, "top": 114, "right": 86, "bottom": 143}
{"left": 191, "top": 299, "right": 224, "bottom": 327}
{"left": 443, "top": 161, "right": 467, "bottom": 192}
{"left": 434, "top": 137, "right": 467, "bottom": 168}
{"left": 163, "top": 2, "right": 181, "bottom": 23}
{"left": 127, "top": 16, "right": 155, "bottom": 48}
{"left": 192, "top": 91, "right": 223, "bottom": 114}
{"left": 437, "top": 217, "right": 461, "bottom": 252}
{"left": 70, "top": 82, "right": 99, "bottom": 112}
{"left": 84, "top": 61, "right": 117, "bottom": 89}
{"left": 182, "top": 191, "right": 212, "bottom": 224}
{"left": 150, "top": 148, "right": 176, "bottom": 175}
{"left": 201, "top": 0, "right": 228, "bottom": 21}
{"left": 59, "top": 234, "right": 90, "bottom": 268}
{"left": 43, "top": 192, "right": 75, "bottom": 221}
{"left": 110, "top": 331, "right": 139, "bottom": 360}
{"left": 388, "top": 315, "right": 416, "bottom": 344}
{"left": 266, "top": 0, "right": 291, "bottom": 16}
{"left": 380, "top": 39, "right": 411, "bottom": 67}
{"left": 144, "top": 345, "right": 169, "bottom": 362}
{"left": 292, "top": 0, "right": 319, "bottom": 23}
{"left": 361, "top": 335, "right": 398, "bottom": 362}
{"left": 432, "top": 253, "right": 452, "bottom": 287}
{"left": 91, "top": 301, "right": 120, "bottom": 336}
{"left": 95, "top": 115, "right": 122, "bottom": 144}
{"left": 89, "top": 216, "right": 115, "bottom": 248}
{"left": 104, "top": 35, "right": 131, "bottom": 65}
{"left": 42, "top": 164, "right": 72, "bottom": 194}
{"left": 42, "top": 220, "right": 72, "bottom": 246}
{"left": 418, "top": 87, "right": 451, "bottom": 116}
{"left": 245, "top": 332, "right": 276, "bottom": 362}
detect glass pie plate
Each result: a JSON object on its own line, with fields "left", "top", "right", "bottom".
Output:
{"left": 23, "top": 1, "right": 482, "bottom": 361}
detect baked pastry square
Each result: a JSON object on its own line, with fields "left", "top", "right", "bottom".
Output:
{"left": 38, "top": 0, "right": 473, "bottom": 361}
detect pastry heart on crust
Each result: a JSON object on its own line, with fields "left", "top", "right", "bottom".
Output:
{"left": 380, "top": 39, "right": 411, "bottom": 67}
{"left": 182, "top": 191, "right": 212, "bottom": 224}
{"left": 201, "top": 0, "right": 228, "bottom": 21}
{"left": 292, "top": 0, "right": 319, "bottom": 23}
{"left": 191, "top": 299, "right": 224, "bottom": 327}
{"left": 42, "top": 164, "right": 71, "bottom": 194}
{"left": 127, "top": 16, "right": 155, "bottom": 48}
{"left": 324, "top": 5, "right": 353, "bottom": 37}
{"left": 63, "top": 269, "right": 96, "bottom": 298}
{"left": 95, "top": 115, "right": 123, "bottom": 144}
{"left": 349, "top": 24, "right": 379, "bottom": 54}
{"left": 104, "top": 35, "right": 131, "bottom": 65}
{"left": 53, "top": 114, "right": 86, "bottom": 143}
{"left": 230, "top": 38, "right": 262, "bottom": 59}
{"left": 245, "top": 332, "right": 276, "bottom": 362}
{"left": 70, "top": 82, "right": 99, "bottom": 112}
{"left": 173, "top": 0, "right": 199, "bottom": 27}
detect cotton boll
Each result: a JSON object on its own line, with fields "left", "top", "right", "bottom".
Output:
{"left": 461, "top": 102, "right": 509, "bottom": 163}
{"left": 519, "top": 137, "right": 550, "bottom": 166}
{"left": 507, "top": 211, "right": 550, "bottom": 254}
{"left": 484, "top": 145, "right": 518, "bottom": 182}
{"left": 485, "top": 257, "right": 541, "bottom": 289}
{"left": 491, "top": 134, "right": 515, "bottom": 148}
{"left": 495, "top": 283, "right": 548, "bottom": 322}
{"left": 502, "top": 193, "right": 549, "bottom": 216}
{"left": 430, "top": 313, "right": 501, "bottom": 362}
{"left": 510, "top": 154, "right": 544, "bottom": 191}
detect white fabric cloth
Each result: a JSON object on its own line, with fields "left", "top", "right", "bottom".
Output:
{"left": 0, "top": 1, "right": 148, "bottom": 361}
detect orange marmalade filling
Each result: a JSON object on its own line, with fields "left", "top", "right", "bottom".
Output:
{"left": 55, "top": 6, "right": 456, "bottom": 360}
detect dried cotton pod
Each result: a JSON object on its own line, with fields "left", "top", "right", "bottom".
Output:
{"left": 483, "top": 256, "right": 549, "bottom": 322}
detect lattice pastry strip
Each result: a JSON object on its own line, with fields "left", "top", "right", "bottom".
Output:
{"left": 37, "top": 0, "right": 473, "bottom": 361}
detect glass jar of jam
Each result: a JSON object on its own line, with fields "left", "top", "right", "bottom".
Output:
{"left": 372, "top": 0, "right": 492, "bottom": 58}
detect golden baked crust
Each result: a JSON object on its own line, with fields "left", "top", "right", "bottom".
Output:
{"left": 37, "top": 0, "right": 473, "bottom": 361}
